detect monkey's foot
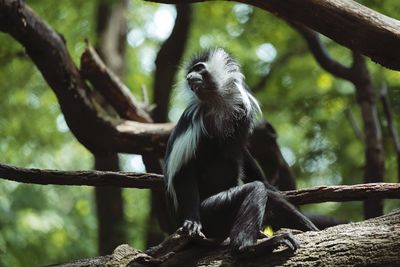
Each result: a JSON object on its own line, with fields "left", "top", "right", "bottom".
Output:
{"left": 233, "top": 232, "right": 300, "bottom": 257}
{"left": 182, "top": 220, "right": 206, "bottom": 239}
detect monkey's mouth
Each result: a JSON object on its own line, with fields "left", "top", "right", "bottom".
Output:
{"left": 188, "top": 78, "right": 204, "bottom": 92}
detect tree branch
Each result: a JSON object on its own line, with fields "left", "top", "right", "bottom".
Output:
{"left": 284, "top": 183, "right": 400, "bottom": 205}
{"left": 145, "top": 0, "right": 400, "bottom": 71}
{"left": 1, "top": 163, "right": 399, "bottom": 205}
{"left": 290, "top": 23, "right": 352, "bottom": 80}
{"left": 47, "top": 209, "right": 400, "bottom": 266}
{"left": 0, "top": 162, "right": 164, "bottom": 190}
{"left": 0, "top": 0, "right": 119, "bottom": 156}
{"left": 152, "top": 4, "right": 192, "bottom": 123}
{"left": 80, "top": 43, "right": 153, "bottom": 123}
{"left": 344, "top": 108, "right": 365, "bottom": 142}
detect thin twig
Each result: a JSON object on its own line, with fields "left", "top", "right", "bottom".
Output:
{"left": 380, "top": 83, "right": 400, "bottom": 182}
{"left": 345, "top": 108, "right": 365, "bottom": 141}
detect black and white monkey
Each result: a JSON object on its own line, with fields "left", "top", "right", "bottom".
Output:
{"left": 164, "top": 48, "right": 317, "bottom": 254}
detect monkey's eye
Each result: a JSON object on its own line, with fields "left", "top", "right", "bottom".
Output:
{"left": 188, "top": 63, "right": 206, "bottom": 74}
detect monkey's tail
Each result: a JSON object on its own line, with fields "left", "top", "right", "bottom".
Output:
{"left": 267, "top": 190, "right": 319, "bottom": 232}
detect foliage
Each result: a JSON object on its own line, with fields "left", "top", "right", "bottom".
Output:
{"left": 0, "top": 0, "right": 399, "bottom": 265}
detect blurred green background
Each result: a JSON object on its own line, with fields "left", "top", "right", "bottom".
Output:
{"left": 0, "top": 0, "right": 399, "bottom": 266}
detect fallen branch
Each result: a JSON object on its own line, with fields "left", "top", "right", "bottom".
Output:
{"left": 48, "top": 209, "right": 400, "bottom": 266}
{"left": 1, "top": 163, "right": 399, "bottom": 205}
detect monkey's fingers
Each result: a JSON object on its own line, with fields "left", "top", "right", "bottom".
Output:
{"left": 267, "top": 232, "right": 300, "bottom": 252}
{"left": 234, "top": 232, "right": 300, "bottom": 258}
{"left": 182, "top": 220, "right": 206, "bottom": 239}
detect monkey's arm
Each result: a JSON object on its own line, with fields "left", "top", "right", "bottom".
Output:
{"left": 172, "top": 165, "right": 204, "bottom": 238}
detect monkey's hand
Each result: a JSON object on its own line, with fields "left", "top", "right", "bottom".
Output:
{"left": 182, "top": 219, "right": 206, "bottom": 239}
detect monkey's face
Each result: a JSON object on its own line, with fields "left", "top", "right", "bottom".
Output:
{"left": 186, "top": 62, "right": 218, "bottom": 99}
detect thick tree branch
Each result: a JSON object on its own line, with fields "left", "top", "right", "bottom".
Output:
{"left": 80, "top": 43, "right": 153, "bottom": 123}
{"left": 0, "top": 0, "right": 119, "bottom": 156}
{"left": 48, "top": 209, "right": 400, "bottom": 266}
{"left": 146, "top": 0, "right": 400, "bottom": 71}
{"left": 0, "top": 0, "right": 177, "bottom": 157}
{"left": 1, "top": 163, "right": 399, "bottom": 205}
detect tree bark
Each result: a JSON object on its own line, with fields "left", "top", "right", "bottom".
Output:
{"left": 47, "top": 209, "right": 400, "bottom": 267}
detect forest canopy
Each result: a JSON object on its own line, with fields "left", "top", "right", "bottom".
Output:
{"left": 0, "top": 0, "right": 400, "bottom": 266}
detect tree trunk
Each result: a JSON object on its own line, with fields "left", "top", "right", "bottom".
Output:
{"left": 351, "top": 53, "right": 385, "bottom": 219}
{"left": 94, "top": 155, "right": 126, "bottom": 255}
{"left": 94, "top": 0, "right": 128, "bottom": 255}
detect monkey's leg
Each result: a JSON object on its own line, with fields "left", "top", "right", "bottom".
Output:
{"left": 200, "top": 181, "right": 271, "bottom": 253}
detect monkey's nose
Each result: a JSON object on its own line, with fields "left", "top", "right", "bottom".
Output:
{"left": 186, "top": 72, "right": 202, "bottom": 82}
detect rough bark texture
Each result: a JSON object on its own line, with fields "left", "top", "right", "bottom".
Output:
{"left": 48, "top": 209, "right": 400, "bottom": 267}
{"left": 147, "top": 0, "right": 400, "bottom": 71}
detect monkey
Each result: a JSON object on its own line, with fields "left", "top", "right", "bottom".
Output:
{"left": 163, "top": 48, "right": 318, "bottom": 255}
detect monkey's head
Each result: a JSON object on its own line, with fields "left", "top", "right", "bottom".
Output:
{"left": 186, "top": 48, "right": 242, "bottom": 99}
{"left": 185, "top": 48, "right": 260, "bottom": 117}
